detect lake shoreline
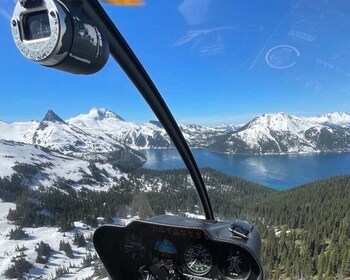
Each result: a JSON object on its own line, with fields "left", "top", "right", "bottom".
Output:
{"left": 140, "top": 148, "right": 350, "bottom": 190}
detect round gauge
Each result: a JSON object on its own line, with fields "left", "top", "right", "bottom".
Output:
{"left": 219, "top": 249, "right": 251, "bottom": 280}
{"left": 184, "top": 244, "right": 212, "bottom": 276}
{"left": 122, "top": 233, "right": 146, "bottom": 260}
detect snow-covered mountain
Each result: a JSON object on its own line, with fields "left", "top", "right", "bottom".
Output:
{"left": 68, "top": 108, "right": 171, "bottom": 149}
{"left": 208, "top": 112, "right": 350, "bottom": 154}
{"left": 0, "top": 120, "right": 38, "bottom": 143}
{"left": 68, "top": 108, "right": 229, "bottom": 149}
{"left": 179, "top": 123, "right": 235, "bottom": 147}
{"left": 306, "top": 112, "right": 350, "bottom": 128}
{"left": 68, "top": 109, "right": 350, "bottom": 154}
{"left": 1, "top": 109, "right": 350, "bottom": 160}
{"left": 67, "top": 108, "right": 133, "bottom": 136}
{"left": 33, "top": 110, "right": 145, "bottom": 165}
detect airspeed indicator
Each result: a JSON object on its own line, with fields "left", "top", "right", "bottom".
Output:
{"left": 184, "top": 244, "right": 212, "bottom": 276}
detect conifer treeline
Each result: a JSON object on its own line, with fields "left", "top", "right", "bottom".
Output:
{"left": 249, "top": 176, "right": 350, "bottom": 279}
{"left": 1, "top": 168, "right": 349, "bottom": 279}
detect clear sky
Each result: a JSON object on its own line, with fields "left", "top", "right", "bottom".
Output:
{"left": 1, "top": 0, "right": 350, "bottom": 125}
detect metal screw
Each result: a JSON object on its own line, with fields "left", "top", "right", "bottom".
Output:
{"left": 12, "top": 20, "right": 17, "bottom": 27}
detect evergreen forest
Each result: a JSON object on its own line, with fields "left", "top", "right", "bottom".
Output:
{"left": 0, "top": 167, "right": 349, "bottom": 279}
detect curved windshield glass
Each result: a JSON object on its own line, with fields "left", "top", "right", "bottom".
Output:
{"left": 0, "top": 0, "right": 349, "bottom": 279}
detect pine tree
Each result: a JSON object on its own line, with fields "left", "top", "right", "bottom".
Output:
{"left": 4, "top": 257, "right": 33, "bottom": 280}
{"left": 8, "top": 227, "right": 28, "bottom": 240}
{"left": 36, "top": 241, "right": 52, "bottom": 264}
{"left": 59, "top": 240, "right": 74, "bottom": 259}
{"left": 73, "top": 232, "right": 87, "bottom": 247}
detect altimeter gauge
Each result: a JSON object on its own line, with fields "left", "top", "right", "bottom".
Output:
{"left": 184, "top": 244, "right": 212, "bottom": 276}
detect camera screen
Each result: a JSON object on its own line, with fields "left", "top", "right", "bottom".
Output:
{"left": 23, "top": 11, "right": 51, "bottom": 40}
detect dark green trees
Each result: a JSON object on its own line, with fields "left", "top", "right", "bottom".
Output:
{"left": 36, "top": 241, "right": 52, "bottom": 264}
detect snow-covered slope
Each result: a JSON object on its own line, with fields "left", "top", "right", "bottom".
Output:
{"left": 208, "top": 112, "right": 350, "bottom": 154}
{"left": 0, "top": 108, "right": 234, "bottom": 154}
{"left": 68, "top": 108, "right": 134, "bottom": 134}
{"left": 33, "top": 110, "right": 146, "bottom": 165}
{"left": 0, "top": 200, "right": 104, "bottom": 279}
{"left": 0, "top": 139, "right": 123, "bottom": 190}
{"left": 1, "top": 109, "right": 350, "bottom": 156}
{"left": 0, "top": 120, "right": 38, "bottom": 144}
{"left": 246, "top": 112, "right": 314, "bottom": 132}
{"left": 306, "top": 112, "right": 350, "bottom": 128}
{"left": 179, "top": 123, "right": 233, "bottom": 147}
{"left": 68, "top": 108, "right": 231, "bottom": 149}
{"left": 68, "top": 108, "right": 171, "bottom": 149}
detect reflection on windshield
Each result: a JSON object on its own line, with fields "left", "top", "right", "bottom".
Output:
{"left": 0, "top": 0, "right": 350, "bottom": 279}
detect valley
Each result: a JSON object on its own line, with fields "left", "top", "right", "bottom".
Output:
{"left": 0, "top": 108, "right": 349, "bottom": 279}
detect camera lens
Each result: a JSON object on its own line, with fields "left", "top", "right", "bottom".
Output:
{"left": 12, "top": 0, "right": 109, "bottom": 74}
{"left": 23, "top": 11, "right": 51, "bottom": 40}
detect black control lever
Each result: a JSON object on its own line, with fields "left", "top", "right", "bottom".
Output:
{"left": 139, "top": 263, "right": 185, "bottom": 280}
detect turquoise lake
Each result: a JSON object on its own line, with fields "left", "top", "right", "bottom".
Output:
{"left": 140, "top": 149, "right": 350, "bottom": 190}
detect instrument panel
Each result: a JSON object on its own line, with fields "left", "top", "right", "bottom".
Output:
{"left": 94, "top": 215, "right": 263, "bottom": 280}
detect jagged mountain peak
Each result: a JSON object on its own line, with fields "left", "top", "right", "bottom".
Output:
{"left": 42, "top": 110, "right": 66, "bottom": 123}
{"left": 3, "top": 109, "right": 350, "bottom": 156}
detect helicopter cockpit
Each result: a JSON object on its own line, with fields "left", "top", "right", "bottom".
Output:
{"left": 9, "top": 0, "right": 264, "bottom": 279}
{"left": 94, "top": 215, "right": 263, "bottom": 279}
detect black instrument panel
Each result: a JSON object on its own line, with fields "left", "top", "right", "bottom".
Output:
{"left": 93, "top": 215, "right": 263, "bottom": 280}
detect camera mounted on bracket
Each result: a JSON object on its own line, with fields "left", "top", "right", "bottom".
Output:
{"left": 11, "top": 0, "right": 109, "bottom": 74}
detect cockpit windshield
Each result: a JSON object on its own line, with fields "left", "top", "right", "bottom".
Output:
{"left": 0, "top": 0, "right": 349, "bottom": 279}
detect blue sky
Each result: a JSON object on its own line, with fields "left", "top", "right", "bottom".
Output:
{"left": 1, "top": 0, "right": 350, "bottom": 125}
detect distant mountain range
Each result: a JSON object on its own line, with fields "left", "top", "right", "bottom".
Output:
{"left": 1, "top": 109, "right": 350, "bottom": 154}
{"left": 67, "top": 108, "right": 234, "bottom": 149}
{"left": 51, "top": 108, "right": 350, "bottom": 154}
{"left": 1, "top": 108, "right": 350, "bottom": 187}
{"left": 209, "top": 112, "right": 350, "bottom": 154}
